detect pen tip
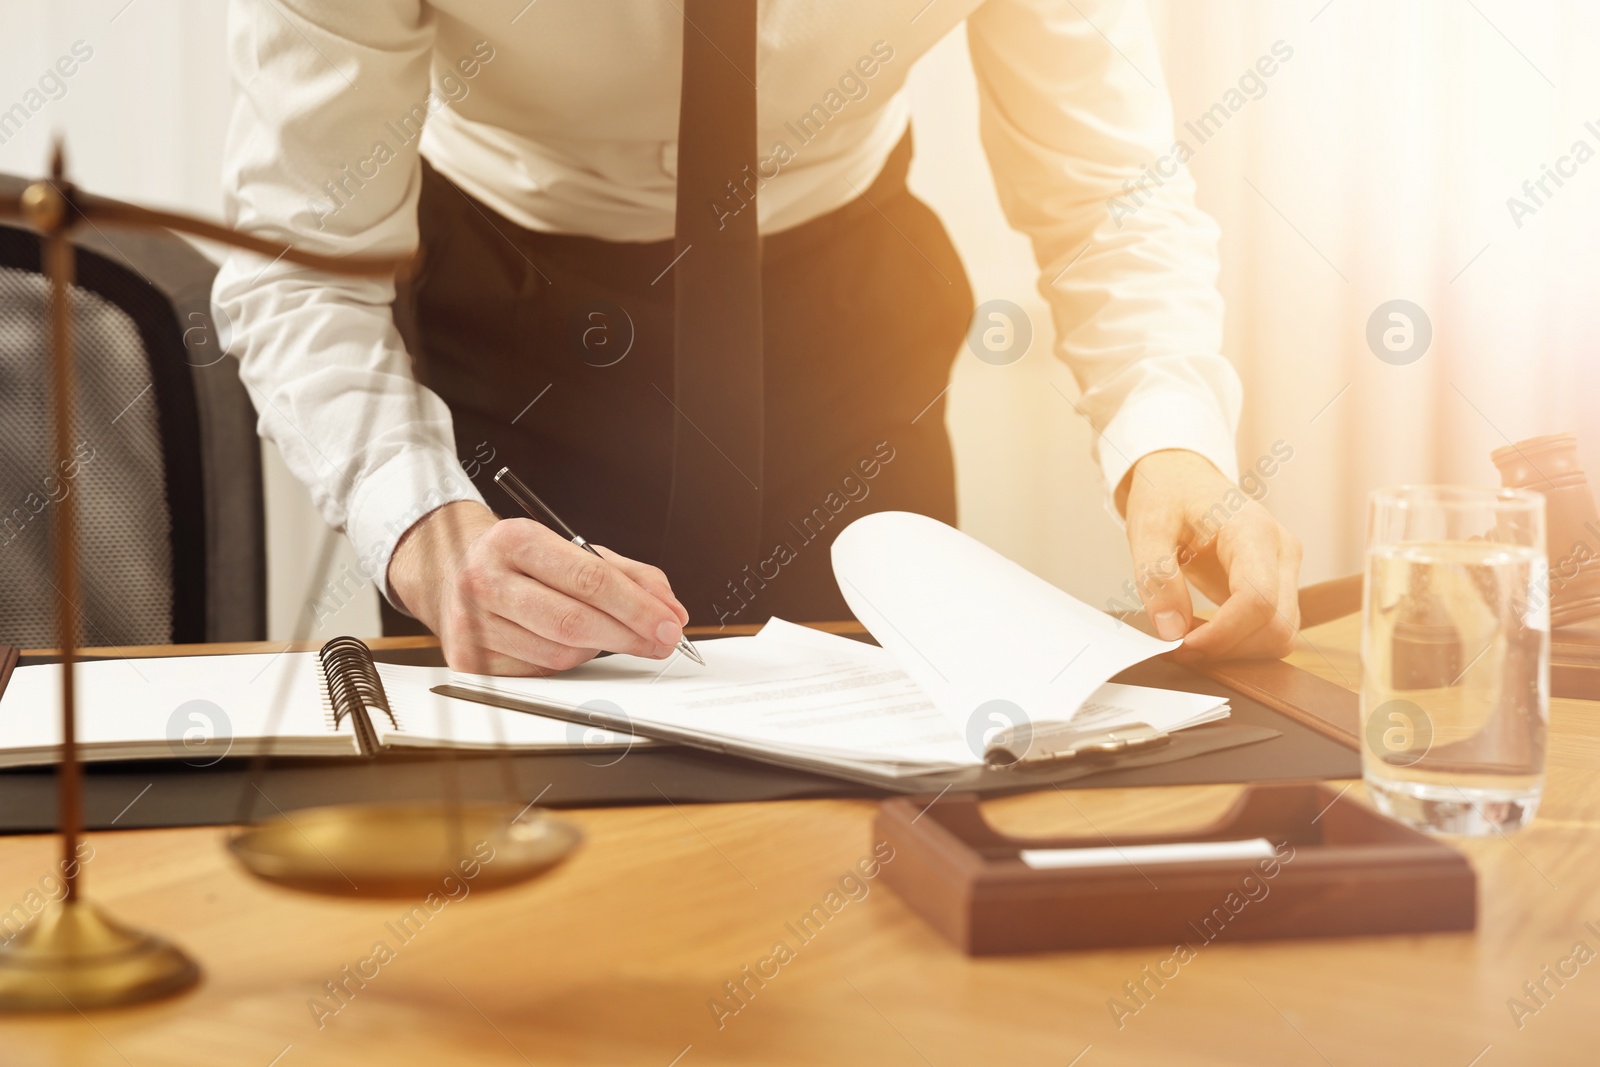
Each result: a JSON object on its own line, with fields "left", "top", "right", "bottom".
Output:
{"left": 679, "top": 640, "right": 705, "bottom": 666}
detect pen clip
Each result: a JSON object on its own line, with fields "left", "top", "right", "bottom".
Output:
{"left": 985, "top": 721, "right": 1169, "bottom": 767}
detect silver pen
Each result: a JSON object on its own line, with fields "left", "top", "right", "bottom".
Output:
{"left": 493, "top": 466, "right": 705, "bottom": 666}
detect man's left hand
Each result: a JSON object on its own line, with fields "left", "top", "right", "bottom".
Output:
{"left": 1118, "top": 449, "right": 1302, "bottom": 659}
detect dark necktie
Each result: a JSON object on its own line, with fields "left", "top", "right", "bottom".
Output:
{"left": 660, "top": 0, "right": 764, "bottom": 613}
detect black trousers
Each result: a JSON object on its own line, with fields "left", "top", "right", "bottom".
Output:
{"left": 387, "top": 134, "right": 973, "bottom": 632}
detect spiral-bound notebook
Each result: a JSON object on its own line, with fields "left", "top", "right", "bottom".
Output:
{"left": 0, "top": 636, "right": 636, "bottom": 768}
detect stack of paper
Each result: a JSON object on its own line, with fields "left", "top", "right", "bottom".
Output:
{"left": 451, "top": 618, "right": 1228, "bottom": 776}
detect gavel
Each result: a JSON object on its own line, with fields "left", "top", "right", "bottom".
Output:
{"left": 1491, "top": 432, "right": 1600, "bottom": 628}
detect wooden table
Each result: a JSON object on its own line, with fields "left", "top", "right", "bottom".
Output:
{"left": 1, "top": 616, "right": 1595, "bottom": 1066}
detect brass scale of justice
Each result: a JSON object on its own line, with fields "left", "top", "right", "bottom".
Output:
{"left": 0, "top": 148, "right": 583, "bottom": 1011}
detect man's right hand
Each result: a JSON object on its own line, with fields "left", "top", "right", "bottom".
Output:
{"left": 386, "top": 500, "right": 691, "bottom": 676}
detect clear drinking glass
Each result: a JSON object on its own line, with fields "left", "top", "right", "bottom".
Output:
{"left": 1361, "top": 486, "right": 1549, "bottom": 834}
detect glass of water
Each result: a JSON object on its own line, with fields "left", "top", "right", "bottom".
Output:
{"left": 1362, "top": 486, "right": 1549, "bottom": 835}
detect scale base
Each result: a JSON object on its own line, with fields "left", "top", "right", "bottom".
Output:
{"left": 0, "top": 899, "right": 200, "bottom": 1011}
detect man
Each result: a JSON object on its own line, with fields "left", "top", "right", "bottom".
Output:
{"left": 215, "top": 0, "right": 1301, "bottom": 677}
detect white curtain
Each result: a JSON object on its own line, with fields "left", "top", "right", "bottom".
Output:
{"left": 1147, "top": 0, "right": 1600, "bottom": 583}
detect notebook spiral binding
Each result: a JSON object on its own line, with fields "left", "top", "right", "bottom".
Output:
{"left": 319, "top": 636, "right": 399, "bottom": 758}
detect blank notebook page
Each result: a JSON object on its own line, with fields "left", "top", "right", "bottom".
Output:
{"left": 0, "top": 653, "right": 354, "bottom": 765}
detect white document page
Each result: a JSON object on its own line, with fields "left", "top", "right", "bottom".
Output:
{"left": 830, "top": 511, "right": 1181, "bottom": 734}
{"left": 1064, "top": 685, "right": 1230, "bottom": 735}
{"left": 371, "top": 662, "right": 643, "bottom": 752}
{"left": 0, "top": 653, "right": 354, "bottom": 767}
{"left": 452, "top": 620, "right": 983, "bottom": 773}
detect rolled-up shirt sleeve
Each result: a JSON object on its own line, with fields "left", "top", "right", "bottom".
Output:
{"left": 967, "top": 0, "right": 1243, "bottom": 499}
{"left": 213, "top": 0, "right": 483, "bottom": 601}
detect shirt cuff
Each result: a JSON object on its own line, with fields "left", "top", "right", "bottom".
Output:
{"left": 1095, "top": 389, "right": 1240, "bottom": 514}
{"left": 344, "top": 449, "right": 487, "bottom": 611}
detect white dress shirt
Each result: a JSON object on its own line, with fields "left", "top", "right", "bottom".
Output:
{"left": 213, "top": 0, "right": 1242, "bottom": 597}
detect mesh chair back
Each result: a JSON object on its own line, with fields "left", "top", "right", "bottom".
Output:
{"left": 0, "top": 185, "right": 265, "bottom": 648}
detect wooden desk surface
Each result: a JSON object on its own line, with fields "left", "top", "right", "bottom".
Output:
{"left": 2, "top": 617, "right": 1596, "bottom": 1065}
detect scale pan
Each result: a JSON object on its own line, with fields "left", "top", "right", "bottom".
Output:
{"left": 228, "top": 802, "right": 581, "bottom": 899}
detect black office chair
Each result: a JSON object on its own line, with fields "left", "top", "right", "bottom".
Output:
{"left": 0, "top": 175, "right": 266, "bottom": 648}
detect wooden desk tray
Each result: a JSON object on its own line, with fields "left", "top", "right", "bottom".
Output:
{"left": 875, "top": 783, "right": 1476, "bottom": 956}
